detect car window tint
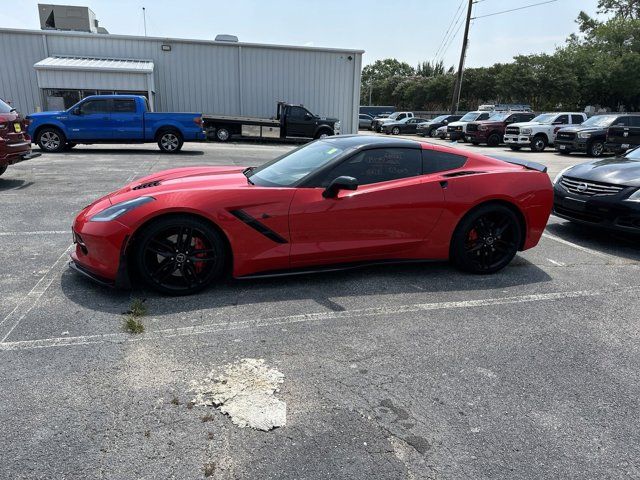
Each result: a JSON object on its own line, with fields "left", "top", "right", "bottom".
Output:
{"left": 571, "top": 114, "right": 584, "bottom": 124}
{"left": 555, "top": 115, "right": 569, "bottom": 124}
{"left": 422, "top": 150, "right": 467, "bottom": 174}
{"left": 81, "top": 100, "right": 110, "bottom": 114}
{"left": 321, "top": 148, "right": 421, "bottom": 186}
{"left": 478, "top": 113, "right": 490, "bottom": 120}
{"left": 113, "top": 99, "right": 136, "bottom": 113}
{"left": 614, "top": 117, "right": 629, "bottom": 126}
{"left": 398, "top": 114, "right": 406, "bottom": 120}
{"left": 289, "top": 106, "right": 306, "bottom": 119}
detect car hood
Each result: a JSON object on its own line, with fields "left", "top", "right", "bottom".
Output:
{"left": 558, "top": 126, "right": 605, "bottom": 134}
{"left": 564, "top": 158, "right": 640, "bottom": 187}
{"left": 510, "top": 121, "right": 548, "bottom": 128}
{"left": 27, "top": 110, "right": 65, "bottom": 118}
{"left": 108, "top": 166, "right": 249, "bottom": 203}
{"left": 448, "top": 121, "right": 469, "bottom": 127}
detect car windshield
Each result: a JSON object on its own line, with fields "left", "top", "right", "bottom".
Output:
{"left": 387, "top": 112, "right": 401, "bottom": 120}
{"left": 459, "top": 112, "right": 479, "bottom": 122}
{"left": 581, "top": 115, "right": 618, "bottom": 127}
{"left": 488, "top": 113, "right": 510, "bottom": 121}
{"left": 248, "top": 141, "right": 345, "bottom": 187}
{"left": 531, "top": 114, "right": 556, "bottom": 124}
{"left": 0, "top": 98, "right": 15, "bottom": 113}
{"left": 431, "top": 115, "right": 447, "bottom": 122}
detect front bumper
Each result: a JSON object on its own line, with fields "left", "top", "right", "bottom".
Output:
{"left": 504, "top": 134, "right": 532, "bottom": 145}
{"left": 553, "top": 183, "right": 640, "bottom": 233}
{"left": 465, "top": 131, "right": 488, "bottom": 143}
{"left": 554, "top": 139, "right": 588, "bottom": 153}
{"left": 448, "top": 130, "right": 464, "bottom": 140}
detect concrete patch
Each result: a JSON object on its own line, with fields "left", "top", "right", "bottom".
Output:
{"left": 191, "top": 358, "right": 286, "bottom": 431}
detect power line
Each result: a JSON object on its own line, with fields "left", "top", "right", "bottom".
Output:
{"left": 436, "top": 17, "right": 465, "bottom": 66}
{"left": 472, "top": 0, "right": 558, "bottom": 20}
{"left": 451, "top": 0, "right": 474, "bottom": 114}
{"left": 434, "top": 6, "right": 467, "bottom": 65}
{"left": 432, "top": 0, "right": 466, "bottom": 65}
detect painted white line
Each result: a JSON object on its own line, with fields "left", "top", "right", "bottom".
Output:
{"left": 547, "top": 258, "right": 565, "bottom": 267}
{"left": 542, "top": 233, "right": 612, "bottom": 259}
{"left": 0, "top": 246, "right": 73, "bottom": 343}
{"left": 1, "top": 285, "right": 637, "bottom": 352}
{"left": 0, "top": 230, "right": 68, "bottom": 237}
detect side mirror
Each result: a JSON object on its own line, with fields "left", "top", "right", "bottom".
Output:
{"left": 443, "top": 120, "right": 449, "bottom": 124}
{"left": 323, "top": 176, "right": 358, "bottom": 198}
{"left": 73, "top": 107, "right": 81, "bottom": 115}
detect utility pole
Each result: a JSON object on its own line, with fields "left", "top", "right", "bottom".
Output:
{"left": 450, "top": 0, "right": 473, "bottom": 114}
{"left": 142, "top": 7, "right": 147, "bottom": 37}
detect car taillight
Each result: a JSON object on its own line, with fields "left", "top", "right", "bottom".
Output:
{"left": 193, "top": 116, "right": 203, "bottom": 126}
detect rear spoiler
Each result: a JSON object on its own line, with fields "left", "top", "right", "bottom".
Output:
{"left": 488, "top": 155, "right": 547, "bottom": 173}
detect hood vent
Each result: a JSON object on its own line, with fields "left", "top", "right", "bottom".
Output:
{"left": 132, "top": 180, "right": 160, "bottom": 190}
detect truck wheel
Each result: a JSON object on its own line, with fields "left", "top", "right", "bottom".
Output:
{"left": 509, "top": 146, "right": 521, "bottom": 151}
{"left": 0, "top": 165, "right": 7, "bottom": 176}
{"left": 215, "top": 127, "right": 231, "bottom": 142}
{"left": 530, "top": 135, "right": 547, "bottom": 152}
{"left": 587, "top": 141, "right": 605, "bottom": 157}
{"left": 487, "top": 133, "right": 501, "bottom": 147}
{"left": 37, "top": 127, "right": 66, "bottom": 153}
{"left": 315, "top": 129, "right": 333, "bottom": 139}
{"left": 157, "top": 130, "right": 183, "bottom": 153}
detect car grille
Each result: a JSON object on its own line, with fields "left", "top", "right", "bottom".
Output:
{"left": 467, "top": 124, "right": 478, "bottom": 132}
{"left": 447, "top": 126, "right": 461, "bottom": 133}
{"left": 556, "top": 131, "right": 576, "bottom": 141}
{"left": 505, "top": 126, "right": 519, "bottom": 135}
{"left": 560, "top": 177, "right": 624, "bottom": 196}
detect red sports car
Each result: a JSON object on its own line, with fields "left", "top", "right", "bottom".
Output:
{"left": 70, "top": 136, "right": 553, "bottom": 295}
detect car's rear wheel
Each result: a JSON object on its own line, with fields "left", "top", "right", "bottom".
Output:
{"left": 37, "top": 127, "right": 66, "bottom": 153}
{"left": 451, "top": 204, "right": 522, "bottom": 274}
{"left": 587, "top": 140, "right": 605, "bottom": 157}
{"left": 157, "top": 130, "right": 184, "bottom": 153}
{"left": 134, "top": 217, "right": 227, "bottom": 295}
{"left": 215, "top": 127, "right": 231, "bottom": 142}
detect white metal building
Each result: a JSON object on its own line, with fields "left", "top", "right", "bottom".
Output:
{"left": 0, "top": 28, "right": 364, "bottom": 133}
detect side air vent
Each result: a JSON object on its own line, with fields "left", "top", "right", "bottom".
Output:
{"left": 442, "top": 171, "right": 482, "bottom": 178}
{"left": 132, "top": 181, "right": 160, "bottom": 190}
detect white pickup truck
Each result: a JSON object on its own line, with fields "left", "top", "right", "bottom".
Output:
{"left": 372, "top": 111, "right": 414, "bottom": 132}
{"left": 504, "top": 112, "right": 587, "bottom": 152}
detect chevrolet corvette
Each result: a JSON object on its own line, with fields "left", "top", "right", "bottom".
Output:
{"left": 70, "top": 136, "right": 553, "bottom": 295}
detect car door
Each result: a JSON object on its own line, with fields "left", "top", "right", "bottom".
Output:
{"left": 404, "top": 118, "right": 419, "bottom": 133}
{"left": 628, "top": 116, "right": 640, "bottom": 147}
{"left": 551, "top": 114, "right": 570, "bottom": 140}
{"left": 65, "top": 99, "right": 112, "bottom": 140}
{"left": 111, "top": 98, "right": 143, "bottom": 140}
{"left": 286, "top": 106, "right": 315, "bottom": 138}
{"left": 288, "top": 147, "right": 446, "bottom": 267}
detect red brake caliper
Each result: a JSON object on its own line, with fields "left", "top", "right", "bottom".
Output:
{"left": 193, "top": 237, "right": 205, "bottom": 273}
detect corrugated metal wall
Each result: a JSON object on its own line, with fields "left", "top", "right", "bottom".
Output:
{"left": 0, "top": 29, "right": 363, "bottom": 133}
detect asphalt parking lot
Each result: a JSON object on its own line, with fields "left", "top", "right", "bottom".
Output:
{"left": 2, "top": 138, "right": 640, "bottom": 479}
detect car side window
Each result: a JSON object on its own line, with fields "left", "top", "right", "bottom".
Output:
{"left": 422, "top": 150, "right": 467, "bottom": 175}
{"left": 478, "top": 113, "right": 490, "bottom": 120}
{"left": 113, "top": 99, "right": 136, "bottom": 113}
{"left": 614, "top": 116, "right": 629, "bottom": 126}
{"left": 571, "top": 114, "right": 584, "bottom": 124}
{"left": 320, "top": 148, "right": 422, "bottom": 187}
{"left": 289, "top": 106, "right": 306, "bottom": 119}
{"left": 555, "top": 115, "right": 569, "bottom": 124}
{"left": 81, "top": 100, "right": 110, "bottom": 114}
{"left": 628, "top": 117, "right": 640, "bottom": 127}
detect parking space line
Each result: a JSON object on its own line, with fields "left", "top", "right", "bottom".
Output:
{"left": 0, "top": 246, "right": 72, "bottom": 343}
{"left": 1, "top": 285, "right": 637, "bottom": 352}
{"left": 0, "top": 230, "right": 68, "bottom": 237}
{"left": 547, "top": 258, "right": 565, "bottom": 267}
{"left": 542, "top": 233, "right": 613, "bottom": 259}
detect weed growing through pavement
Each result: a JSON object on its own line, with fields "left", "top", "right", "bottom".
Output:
{"left": 122, "top": 297, "right": 147, "bottom": 334}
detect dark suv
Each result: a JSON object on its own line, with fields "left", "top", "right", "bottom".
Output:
{"left": 605, "top": 114, "right": 640, "bottom": 155}
{"left": 0, "top": 98, "right": 39, "bottom": 177}
{"left": 466, "top": 112, "right": 535, "bottom": 147}
{"left": 555, "top": 114, "right": 639, "bottom": 157}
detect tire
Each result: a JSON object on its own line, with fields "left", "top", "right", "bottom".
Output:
{"left": 0, "top": 165, "right": 7, "bottom": 177}
{"left": 429, "top": 128, "right": 438, "bottom": 138}
{"left": 587, "top": 140, "right": 605, "bottom": 157}
{"left": 157, "top": 130, "right": 184, "bottom": 153}
{"left": 509, "top": 146, "right": 521, "bottom": 151}
{"left": 133, "top": 216, "right": 227, "bottom": 295}
{"left": 391, "top": 127, "right": 401, "bottom": 135}
{"left": 450, "top": 204, "right": 522, "bottom": 275}
{"left": 215, "top": 127, "right": 231, "bottom": 142}
{"left": 315, "top": 129, "right": 333, "bottom": 139}
{"left": 37, "top": 127, "right": 66, "bottom": 153}
{"left": 487, "top": 133, "right": 501, "bottom": 147}
{"left": 530, "top": 135, "right": 547, "bottom": 152}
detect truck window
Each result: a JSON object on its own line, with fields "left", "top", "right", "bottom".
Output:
{"left": 478, "top": 113, "right": 490, "bottom": 120}
{"left": 321, "top": 148, "right": 421, "bottom": 186}
{"left": 288, "top": 106, "right": 307, "bottom": 119}
{"left": 80, "top": 99, "right": 110, "bottom": 114}
{"left": 571, "top": 114, "right": 584, "bottom": 124}
{"left": 398, "top": 113, "right": 407, "bottom": 120}
{"left": 613, "top": 117, "right": 630, "bottom": 126}
{"left": 113, "top": 99, "right": 136, "bottom": 113}
{"left": 629, "top": 116, "right": 640, "bottom": 127}
{"left": 555, "top": 115, "right": 569, "bottom": 124}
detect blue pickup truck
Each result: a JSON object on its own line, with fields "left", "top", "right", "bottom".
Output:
{"left": 27, "top": 95, "right": 205, "bottom": 153}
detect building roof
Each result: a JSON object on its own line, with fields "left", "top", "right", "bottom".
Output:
{"left": 33, "top": 56, "right": 154, "bottom": 73}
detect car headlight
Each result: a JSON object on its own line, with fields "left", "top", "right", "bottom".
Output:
{"left": 90, "top": 196, "right": 155, "bottom": 222}
{"left": 553, "top": 167, "right": 572, "bottom": 185}
{"left": 520, "top": 128, "right": 532, "bottom": 135}
{"left": 578, "top": 132, "right": 591, "bottom": 139}
{"left": 625, "top": 189, "right": 640, "bottom": 202}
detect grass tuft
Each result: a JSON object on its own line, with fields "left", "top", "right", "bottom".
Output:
{"left": 123, "top": 316, "right": 145, "bottom": 334}
{"left": 122, "top": 298, "right": 147, "bottom": 334}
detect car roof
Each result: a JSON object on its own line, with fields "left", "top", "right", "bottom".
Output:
{"left": 321, "top": 135, "right": 423, "bottom": 149}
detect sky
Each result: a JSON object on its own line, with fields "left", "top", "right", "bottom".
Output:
{"left": 0, "top": 0, "right": 599, "bottom": 68}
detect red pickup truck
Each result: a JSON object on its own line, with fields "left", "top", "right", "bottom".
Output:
{"left": 0, "top": 98, "right": 39, "bottom": 176}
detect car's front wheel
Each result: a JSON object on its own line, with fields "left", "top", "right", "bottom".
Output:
{"left": 530, "top": 135, "right": 547, "bottom": 152}
{"left": 133, "top": 216, "right": 227, "bottom": 295}
{"left": 450, "top": 204, "right": 522, "bottom": 274}
{"left": 587, "top": 140, "right": 605, "bottom": 157}
{"left": 391, "top": 127, "right": 401, "bottom": 135}
{"left": 37, "top": 127, "right": 66, "bottom": 153}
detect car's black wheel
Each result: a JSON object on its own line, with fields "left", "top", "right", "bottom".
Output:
{"left": 391, "top": 127, "right": 401, "bottom": 135}
{"left": 215, "top": 127, "right": 231, "bottom": 142}
{"left": 133, "top": 217, "right": 227, "bottom": 295}
{"left": 451, "top": 204, "right": 522, "bottom": 274}
{"left": 530, "top": 135, "right": 547, "bottom": 152}
{"left": 157, "top": 130, "right": 183, "bottom": 153}
{"left": 487, "top": 133, "right": 501, "bottom": 147}
{"left": 0, "top": 165, "right": 7, "bottom": 176}
{"left": 587, "top": 140, "right": 605, "bottom": 157}
{"left": 509, "top": 146, "right": 521, "bottom": 151}
{"left": 429, "top": 128, "right": 438, "bottom": 138}
{"left": 315, "top": 129, "right": 333, "bottom": 139}
{"left": 37, "top": 127, "right": 66, "bottom": 153}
